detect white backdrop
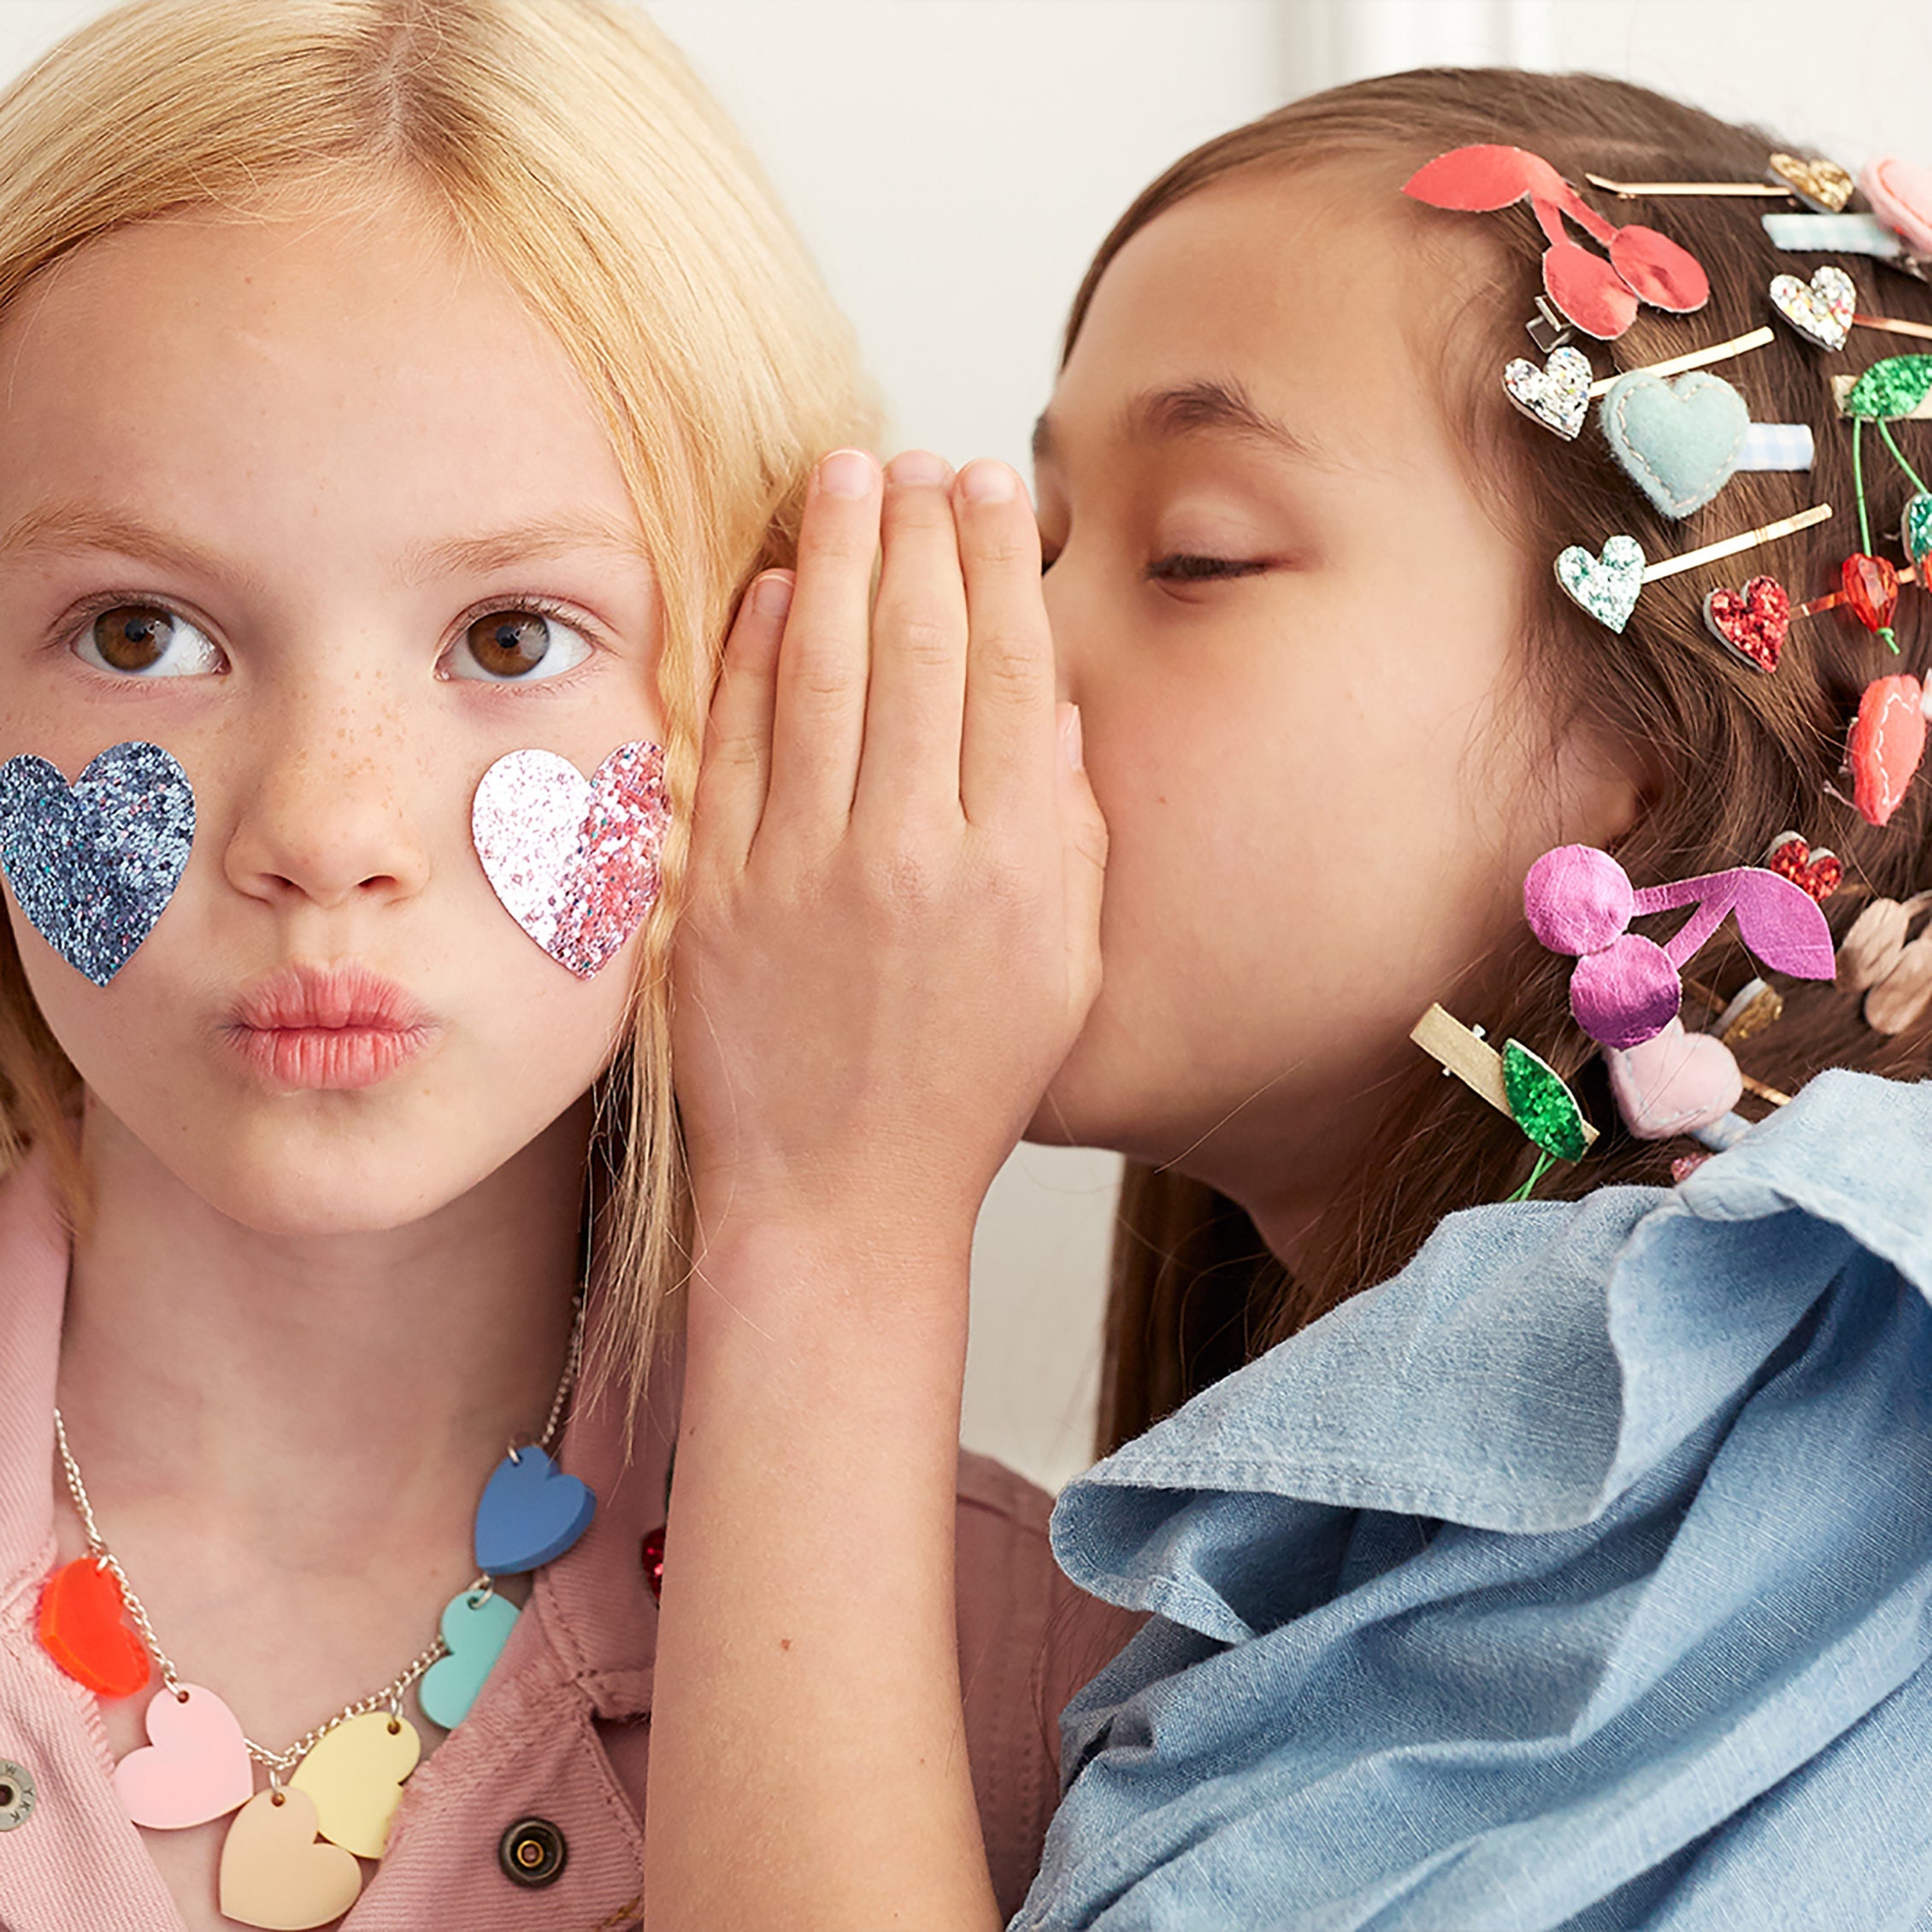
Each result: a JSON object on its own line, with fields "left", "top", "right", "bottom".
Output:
{"left": 2, "top": 0, "right": 1928, "bottom": 1490}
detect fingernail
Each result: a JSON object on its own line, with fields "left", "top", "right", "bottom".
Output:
{"left": 752, "top": 572, "right": 793, "bottom": 620}
{"left": 886, "top": 449, "right": 953, "bottom": 488}
{"left": 958, "top": 458, "right": 1017, "bottom": 504}
{"left": 816, "top": 449, "right": 877, "bottom": 498}
{"left": 1058, "top": 702, "right": 1084, "bottom": 773}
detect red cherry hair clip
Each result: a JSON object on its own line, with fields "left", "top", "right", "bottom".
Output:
{"left": 1405, "top": 145, "right": 1710, "bottom": 339}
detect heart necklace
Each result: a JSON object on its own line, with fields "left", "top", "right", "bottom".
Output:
{"left": 40, "top": 1290, "right": 594, "bottom": 1930}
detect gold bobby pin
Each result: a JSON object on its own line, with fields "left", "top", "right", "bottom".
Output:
{"left": 1587, "top": 325, "right": 1774, "bottom": 399}
{"left": 1586, "top": 155, "right": 1853, "bottom": 213}
{"left": 1641, "top": 503, "right": 1835, "bottom": 583}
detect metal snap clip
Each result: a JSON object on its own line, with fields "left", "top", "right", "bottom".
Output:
{"left": 0, "top": 1759, "right": 36, "bottom": 1830}
{"left": 498, "top": 1814, "right": 568, "bottom": 1888}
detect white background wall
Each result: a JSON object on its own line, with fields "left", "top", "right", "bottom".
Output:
{"left": 3, "top": 0, "right": 1928, "bottom": 1490}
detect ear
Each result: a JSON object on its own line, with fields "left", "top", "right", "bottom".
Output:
{"left": 1555, "top": 721, "right": 1658, "bottom": 855}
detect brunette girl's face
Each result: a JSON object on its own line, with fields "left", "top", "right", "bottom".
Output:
{"left": 0, "top": 198, "right": 663, "bottom": 1232}
{"left": 1033, "top": 168, "right": 1644, "bottom": 1231}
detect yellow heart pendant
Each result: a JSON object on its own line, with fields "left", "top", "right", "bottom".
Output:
{"left": 287, "top": 1710, "right": 421, "bottom": 1860}
{"left": 218, "top": 1788, "right": 362, "bottom": 1930}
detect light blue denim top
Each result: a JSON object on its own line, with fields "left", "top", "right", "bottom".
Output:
{"left": 1013, "top": 1069, "right": 1932, "bottom": 1932}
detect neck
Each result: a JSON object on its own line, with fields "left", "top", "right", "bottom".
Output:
{"left": 56, "top": 1095, "right": 592, "bottom": 1567}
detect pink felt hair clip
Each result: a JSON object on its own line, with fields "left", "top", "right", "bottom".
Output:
{"left": 1405, "top": 144, "right": 1710, "bottom": 340}
{"left": 1523, "top": 844, "right": 1835, "bottom": 1050}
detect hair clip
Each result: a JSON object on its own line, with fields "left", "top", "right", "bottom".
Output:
{"left": 1410, "top": 1003, "right": 1596, "bottom": 1199}
{"left": 1769, "top": 265, "right": 1932, "bottom": 352}
{"left": 1523, "top": 843, "right": 1835, "bottom": 1051}
{"left": 1688, "top": 971, "right": 1787, "bottom": 1045}
{"left": 1586, "top": 154, "right": 1853, "bottom": 214}
{"left": 1840, "top": 888, "right": 1932, "bottom": 1031}
{"left": 1600, "top": 374, "right": 1812, "bottom": 517}
{"left": 1763, "top": 832, "right": 1843, "bottom": 901}
{"left": 1407, "top": 144, "right": 1709, "bottom": 339}
{"left": 1811, "top": 356, "right": 1932, "bottom": 651}
{"left": 1836, "top": 671, "right": 1932, "bottom": 826}
{"left": 1505, "top": 324, "right": 1776, "bottom": 442}
{"left": 1860, "top": 158, "right": 1932, "bottom": 256}
{"left": 1556, "top": 504, "right": 1833, "bottom": 632}
{"left": 1763, "top": 211, "right": 1917, "bottom": 261}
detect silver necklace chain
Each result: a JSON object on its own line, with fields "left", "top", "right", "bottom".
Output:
{"left": 51, "top": 1293, "right": 585, "bottom": 1779}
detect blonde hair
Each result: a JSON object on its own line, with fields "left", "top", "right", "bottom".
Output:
{"left": 0, "top": 0, "right": 879, "bottom": 1401}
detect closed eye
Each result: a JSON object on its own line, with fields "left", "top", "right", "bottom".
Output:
{"left": 1146, "top": 553, "right": 1268, "bottom": 583}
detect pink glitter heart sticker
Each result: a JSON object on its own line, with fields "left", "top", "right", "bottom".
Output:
{"left": 471, "top": 743, "right": 670, "bottom": 978}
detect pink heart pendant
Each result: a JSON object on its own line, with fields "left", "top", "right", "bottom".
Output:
{"left": 114, "top": 1683, "right": 255, "bottom": 1829}
{"left": 1605, "top": 1018, "right": 1742, "bottom": 1140}
{"left": 471, "top": 743, "right": 670, "bottom": 978}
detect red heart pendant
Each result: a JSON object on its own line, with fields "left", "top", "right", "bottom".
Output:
{"left": 38, "top": 1556, "right": 150, "bottom": 1698}
{"left": 1842, "top": 553, "right": 1900, "bottom": 633}
{"left": 1702, "top": 575, "right": 1790, "bottom": 673}
{"left": 1764, "top": 833, "right": 1843, "bottom": 903}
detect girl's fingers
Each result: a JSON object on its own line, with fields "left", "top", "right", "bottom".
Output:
{"left": 763, "top": 449, "right": 883, "bottom": 837}
{"left": 692, "top": 569, "right": 792, "bottom": 874}
{"left": 853, "top": 450, "right": 969, "bottom": 827}
{"left": 954, "top": 459, "right": 1056, "bottom": 831}
{"left": 1056, "top": 704, "right": 1109, "bottom": 1017}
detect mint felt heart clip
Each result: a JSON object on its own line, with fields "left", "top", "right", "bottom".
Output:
{"left": 1599, "top": 368, "right": 1749, "bottom": 518}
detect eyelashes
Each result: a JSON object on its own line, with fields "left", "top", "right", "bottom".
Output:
{"left": 1146, "top": 553, "right": 1268, "bottom": 584}
{"left": 56, "top": 592, "right": 602, "bottom": 685}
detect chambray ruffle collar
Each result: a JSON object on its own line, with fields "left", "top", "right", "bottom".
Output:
{"left": 1051, "top": 1068, "right": 1932, "bottom": 1644}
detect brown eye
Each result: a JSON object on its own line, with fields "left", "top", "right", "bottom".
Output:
{"left": 93, "top": 606, "right": 172, "bottom": 670}
{"left": 445, "top": 605, "right": 592, "bottom": 683}
{"left": 465, "top": 611, "right": 551, "bottom": 677}
{"left": 74, "top": 603, "right": 223, "bottom": 678}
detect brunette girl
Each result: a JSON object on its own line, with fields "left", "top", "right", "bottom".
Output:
{"left": 647, "top": 68, "right": 1932, "bottom": 1930}
{"left": 0, "top": 3, "right": 1124, "bottom": 1928}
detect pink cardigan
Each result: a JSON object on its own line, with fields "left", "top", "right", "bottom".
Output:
{"left": 0, "top": 1151, "right": 1138, "bottom": 1929}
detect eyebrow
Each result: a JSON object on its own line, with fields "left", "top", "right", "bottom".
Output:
{"left": 0, "top": 500, "right": 652, "bottom": 588}
{"left": 1033, "top": 378, "right": 1335, "bottom": 469}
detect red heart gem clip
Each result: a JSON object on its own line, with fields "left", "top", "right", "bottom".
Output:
{"left": 1764, "top": 833, "right": 1843, "bottom": 902}
{"left": 1702, "top": 575, "right": 1791, "bottom": 673}
{"left": 1405, "top": 145, "right": 1710, "bottom": 340}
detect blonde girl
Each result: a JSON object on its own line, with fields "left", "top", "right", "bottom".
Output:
{"left": 0, "top": 4, "right": 1121, "bottom": 1929}
{"left": 645, "top": 67, "right": 1932, "bottom": 1932}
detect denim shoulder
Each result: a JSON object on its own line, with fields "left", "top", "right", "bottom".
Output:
{"left": 1012, "top": 1070, "right": 1932, "bottom": 1932}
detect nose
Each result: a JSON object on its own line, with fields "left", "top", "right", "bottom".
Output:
{"left": 221, "top": 673, "right": 432, "bottom": 914}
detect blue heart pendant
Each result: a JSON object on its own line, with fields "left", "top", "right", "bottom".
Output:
{"left": 0, "top": 742, "right": 194, "bottom": 986}
{"left": 474, "top": 1445, "right": 595, "bottom": 1574}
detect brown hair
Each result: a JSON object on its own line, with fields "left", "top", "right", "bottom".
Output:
{"left": 1085, "top": 68, "right": 1932, "bottom": 1455}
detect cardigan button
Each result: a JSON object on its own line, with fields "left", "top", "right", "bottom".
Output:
{"left": 498, "top": 1815, "right": 568, "bottom": 1888}
{"left": 0, "top": 1759, "right": 35, "bottom": 1830}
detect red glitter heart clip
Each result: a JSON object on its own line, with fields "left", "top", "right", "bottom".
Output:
{"left": 1405, "top": 145, "right": 1710, "bottom": 340}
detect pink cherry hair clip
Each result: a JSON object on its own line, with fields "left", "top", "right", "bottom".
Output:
{"left": 1405, "top": 144, "right": 1710, "bottom": 339}
{"left": 1524, "top": 844, "right": 1835, "bottom": 1051}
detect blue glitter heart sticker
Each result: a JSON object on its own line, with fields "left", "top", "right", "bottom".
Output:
{"left": 0, "top": 742, "right": 195, "bottom": 986}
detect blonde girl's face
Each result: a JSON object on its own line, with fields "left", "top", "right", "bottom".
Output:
{"left": 1033, "top": 171, "right": 1645, "bottom": 1216}
{"left": 0, "top": 200, "right": 664, "bottom": 1233}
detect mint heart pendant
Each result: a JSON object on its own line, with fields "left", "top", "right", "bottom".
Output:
{"left": 1599, "top": 368, "right": 1748, "bottom": 518}
{"left": 419, "top": 1587, "right": 520, "bottom": 1729}
{"left": 1502, "top": 345, "right": 1592, "bottom": 439}
{"left": 0, "top": 742, "right": 194, "bottom": 985}
{"left": 1556, "top": 534, "right": 1645, "bottom": 633}
{"left": 474, "top": 1445, "right": 595, "bottom": 1574}
{"left": 1903, "top": 492, "right": 1932, "bottom": 572}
